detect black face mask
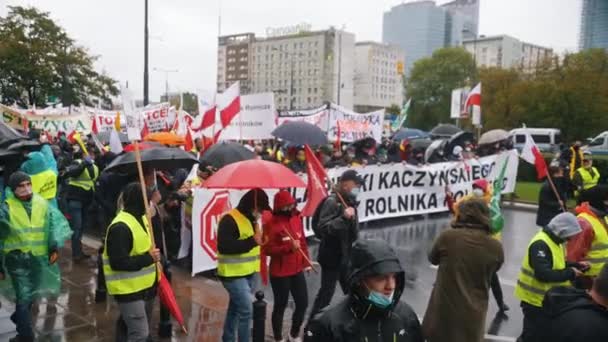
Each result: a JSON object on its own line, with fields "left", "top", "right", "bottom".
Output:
{"left": 275, "top": 209, "right": 292, "bottom": 216}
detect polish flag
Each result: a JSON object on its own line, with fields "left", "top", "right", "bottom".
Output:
{"left": 141, "top": 120, "right": 150, "bottom": 138}
{"left": 218, "top": 81, "right": 241, "bottom": 128}
{"left": 521, "top": 128, "right": 547, "bottom": 180}
{"left": 465, "top": 82, "right": 481, "bottom": 109}
{"left": 195, "top": 91, "right": 217, "bottom": 131}
{"left": 184, "top": 128, "right": 194, "bottom": 152}
{"left": 301, "top": 145, "right": 329, "bottom": 217}
{"left": 91, "top": 112, "right": 100, "bottom": 135}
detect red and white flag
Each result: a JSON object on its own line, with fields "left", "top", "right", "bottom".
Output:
{"left": 301, "top": 144, "right": 329, "bottom": 217}
{"left": 193, "top": 91, "right": 216, "bottom": 132}
{"left": 218, "top": 81, "right": 241, "bottom": 128}
{"left": 521, "top": 128, "right": 547, "bottom": 180}
{"left": 184, "top": 128, "right": 194, "bottom": 152}
{"left": 465, "top": 82, "right": 481, "bottom": 110}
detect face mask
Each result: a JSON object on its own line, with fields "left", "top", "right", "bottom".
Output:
{"left": 472, "top": 188, "right": 485, "bottom": 197}
{"left": 15, "top": 185, "right": 33, "bottom": 201}
{"left": 351, "top": 187, "right": 361, "bottom": 197}
{"left": 367, "top": 290, "right": 394, "bottom": 308}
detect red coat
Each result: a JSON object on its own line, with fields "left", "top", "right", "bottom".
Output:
{"left": 262, "top": 212, "right": 310, "bottom": 278}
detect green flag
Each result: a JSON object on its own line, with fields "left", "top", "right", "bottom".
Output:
{"left": 489, "top": 156, "right": 509, "bottom": 234}
{"left": 392, "top": 98, "right": 411, "bottom": 131}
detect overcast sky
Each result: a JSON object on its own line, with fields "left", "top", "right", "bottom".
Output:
{"left": 1, "top": 0, "right": 581, "bottom": 102}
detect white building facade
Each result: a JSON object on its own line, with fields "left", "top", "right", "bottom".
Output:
{"left": 354, "top": 42, "right": 405, "bottom": 112}
{"left": 218, "top": 27, "right": 355, "bottom": 110}
{"left": 463, "top": 35, "right": 553, "bottom": 69}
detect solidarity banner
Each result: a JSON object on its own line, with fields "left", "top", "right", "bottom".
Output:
{"left": 277, "top": 105, "right": 330, "bottom": 129}
{"left": 327, "top": 104, "right": 384, "bottom": 143}
{"left": 191, "top": 150, "right": 519, "bottom": 274}
{"left": 219, "top": 93, "right": 276, "bottom": 140}
{"left": 1, "top": 104, "right": 26, "bottom": 130}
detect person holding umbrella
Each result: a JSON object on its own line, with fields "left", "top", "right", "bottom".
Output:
{"left": 217, "top": 188, "right": 270, "bottom": 342}
{"left": 103, "top": 182, "right": 161, "bottom": 342}
{"left": 263, "top": 190, "right": 311, "bottom": 342}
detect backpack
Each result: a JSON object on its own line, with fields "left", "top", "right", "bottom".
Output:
{"left": 311, "top": 195, "right": 344, "bottom": 239}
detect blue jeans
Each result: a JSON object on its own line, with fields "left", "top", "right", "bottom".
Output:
{"left": 221, "top": 274, "right": 255, "bottom": 342}
{"left": 68, "top": 200, "right": 85, "bottom": 257}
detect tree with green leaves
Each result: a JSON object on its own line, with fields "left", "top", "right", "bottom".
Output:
{"left": 0, "top": 6, "right": 118, "bottom": 108}
{"left": 406, "top": 47, "right": 477, "bottom": 130}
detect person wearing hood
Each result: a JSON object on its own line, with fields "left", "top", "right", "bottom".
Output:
{"left": 423, "top": 198, "right": 504, "bottom": 342}
{"left": 514, "top": 212, "right": 588, "bottom": 342}
{"left": 103, "top": 182, "right": 160, "bottom": 342}
{"left": 446, "top": 179, "right": 510, "bottom": 313}
{"left": 567, "top": 185, "right": 608, "bottom": 287}
{"left": 304, "top": 239, "right": 423, "bottom": 342}
{"left": 262, "top": 190, "right": 311, "bottom": 342}
{"left": 217, "top": 188, "right": 269, "bottom": 342}
{"left": 543, "top": 263, "right": 608, "bottom": 342}
{"left": 308, "top": 169, "right": 361, "bottom": 321}
{"left": 20, "top": 151, "right": 58, "bottom": 207}
{"left": 0, "top": 172, "right": 71, "bottom": 342}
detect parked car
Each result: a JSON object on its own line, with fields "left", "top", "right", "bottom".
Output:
{"left": 586, "top": 131, "right": 608, "bottom": 156}
{"left": 509, "top": 128, "right": 562, "bottom": 153}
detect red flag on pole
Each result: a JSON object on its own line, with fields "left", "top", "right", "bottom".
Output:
{"left": 521, "top": 128, "right": 548, "bottom": 180}
{"left": 301, "top": 145, "right": 329, "bottom": 217}
{"left": 141, "top": 121, "right": 150, "bottom": 139}
{"left": 184, "top": 129, "right": 194, "bottom": 152}
{"left": 334, "top": 120, "right": 341, "bottom": 151}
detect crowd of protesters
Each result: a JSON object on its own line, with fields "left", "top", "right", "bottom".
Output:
{"left": 1, "top": 127, "right": 608, "bottom": 342}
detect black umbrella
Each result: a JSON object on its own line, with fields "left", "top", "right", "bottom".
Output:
{"left": 200, "top": 142, "right": 256, "bottom": 169}
{"left": 271, "top": 121, "right": 328, "bottom": 146}
{"left": 105, "top": 147, "right": 199, "bottom": 174}
{"left": 0, "top": 121, "right": 26, "bottom": 148}
{"left": 445, "top": 131, "right": 475, "bottom": 155}
{"left": 430, "top": 124, "right": 462, "bottom": 139}
{"left": 7, "top": 139, "right": 41, "bottom": 152}
{"left": 391, "top": 128, "right": 429, "bottom": 141}
{"left": 94, "top": 130, "right": 129, "bottom": 144}
{"left": 0, "top": 148, "right": 20, "bottom": 161}
{"left": 352, "top": 137, "right": 376, "bottom": 149}
{"left": 409, "top": 138, "right": 433, "bottom": 150}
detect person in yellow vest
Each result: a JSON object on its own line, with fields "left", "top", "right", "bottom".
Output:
{"left": 62, "top": 150, "right": 99, "bottom": 261}
{"left": 515, "top": 212, "right": 589, "bottom": 342}
{"left": 0, "top": 172, "right": 71, "bottom": 342}
{"left": 103, "top": 182, "right": 160, "bottom": 342}
{"left": 217, "top": 188, "right": 270, "bottom": 342}
{"left": 573, "top": 151, "right": 601, "bottom": 199}
{"left": 567, "top": 185, "right": 608, "bottom": 289}
{"left": 20, "top": 151, "right": 58, "bottom": 208}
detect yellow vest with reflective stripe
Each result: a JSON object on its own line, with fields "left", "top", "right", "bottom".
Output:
{"left": 30, "top": 170, "right": 58, "bottom": 200}
{"left": 68, "top": 160, "right": 99, "bottom": 191}
{"left": 102, "top": 211, "right": 157, "bottom": 296}
{"left": 578, "top": 212, "right": 608, "bottom": 276}
{"left": 2, "top": 194, "right": 48, "bottom": 256}
{"left": 577, "top": 167, "right": 600, "bottom": 190}
{"left": 217, "top": 209, "right": 260, "bottom": 277}
{"left": 515, "top": 231, "right": 570, "bottom": 307}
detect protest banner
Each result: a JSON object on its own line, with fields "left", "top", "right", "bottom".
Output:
{"left": 327, "top": 104, "right": 384, "bottom": 143}
{"left": 1, "top": 104, "right": 26, "bottom": 130}
{"left": 191, "top": 149, "right": 519, "bottom": 274}
{"left": 141, "top": 103, "right": 174, "bottom": 132}
{"left": 277, "top": 105, "right": 330, "bottom": 129}
{"left": 218, "top": 92, "right": 276, "bottom": 140}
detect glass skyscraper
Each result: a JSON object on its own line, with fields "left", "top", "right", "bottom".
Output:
{"left": 580, "top": 0, "right": 608, "bottom": 50}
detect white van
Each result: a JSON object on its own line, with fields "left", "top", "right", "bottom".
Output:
{"left": 509, "top": 128, "right": 562, "bottom": 153}
{"left": 587, "top": 131, "right": 608, "bottom": 156}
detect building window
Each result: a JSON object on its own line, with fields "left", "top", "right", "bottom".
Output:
{"left": 308, "top": 87, "right": 311, "bottom": 93}
{"left": 307, "top": 97, "right": 311, "bottom": 103}
{"left": 314, "top": 87, "right": 318, "bottom": 93}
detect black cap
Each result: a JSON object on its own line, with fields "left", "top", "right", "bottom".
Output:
{"left": 8, "top": 171, "right": 31, "bottom": 191}
{"left": 340, "top": 169, "right": 363, "bottom": 185}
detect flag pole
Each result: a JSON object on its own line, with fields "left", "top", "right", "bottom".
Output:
{"left": 545, "top": 172, "right": 567, "bottom": 212}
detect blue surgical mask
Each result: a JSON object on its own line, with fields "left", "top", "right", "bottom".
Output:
{"left": 367, "top": 290, "right": 394, "bottom": 308}
{"left": 351, "top": 187, "right": 361, "bottom": 197}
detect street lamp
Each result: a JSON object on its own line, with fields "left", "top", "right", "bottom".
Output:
{"left": 153, "top": 67, "right": 178, "bottom": 102}
{"left": 271, "top": 46, "right": 304, "bottom": 110}
{"left": 143, "top": 0, "right": 150, "bottom": 106}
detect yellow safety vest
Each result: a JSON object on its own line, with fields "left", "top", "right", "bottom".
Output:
{"left": 102, "top": 211, "right": 157, "bottom": 296}
{"left": 217, "top": 209, "right": 260, "bottom": 277}
{"left": 30, "top": 170, "right": 58, "bottom": 200}
{"left": 569, "top": 148, "right": 584, "bottom": 179}
{"left": 2, "top": 194, "right": 48, "bottom": 256}
{"left": 577, "top": 167, "right": 600, "bottom": 191}
{"left": 68, "top": 160, "right": 99, "bottom": 191}
{"left": 578, "top": 212, "right": 608, "bottom": 276}
{"left": 515, "top": 231, "right": 570, "bottom": 307}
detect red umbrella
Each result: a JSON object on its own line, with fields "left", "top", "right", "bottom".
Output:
{"left": 157, "top": 269, "right": 187, "bottom": 334}
{"left": 203, "top": 159, "right": 306, "bottom": 189}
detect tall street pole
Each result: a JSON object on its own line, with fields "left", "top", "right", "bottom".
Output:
{"left": 143, "top": 0, "right": 150, "bottom": 106}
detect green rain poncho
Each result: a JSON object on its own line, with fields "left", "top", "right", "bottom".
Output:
{"left": 20, "top": 147, "right": 59, "bottom": 208}
{"left": 0, "top": 190, "right": 72, "bottom": 303}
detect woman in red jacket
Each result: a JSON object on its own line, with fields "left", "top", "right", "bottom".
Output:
{"left": 263, "top": 190, "right": 311, "bottom": 342}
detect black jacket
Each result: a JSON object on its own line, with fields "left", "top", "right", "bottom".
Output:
{"left": 315, "top": 191, "right": 359, "bottom": 268}
{"left": 305, "top": 240, "right": 423, "bottom": 342}
{"left": 536, "top": 177, "right": 568, "bottom": 227}
{"left": 63, "top": 159, "right": 97, "bottom": 203}
{"left": 528, "top": 228, "right": 578, "bottom": 283}
{"left": 543, "top": 286, "right": 608, "bottom": 342}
